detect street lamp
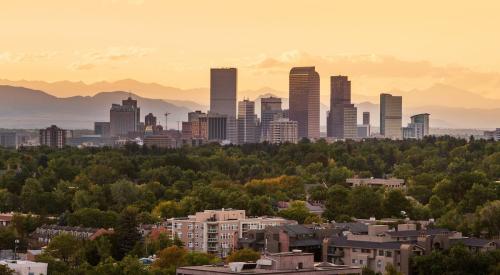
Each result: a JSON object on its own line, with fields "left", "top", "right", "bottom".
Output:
{"left": 14, "top": 239, "right": 19, "bottom": 260}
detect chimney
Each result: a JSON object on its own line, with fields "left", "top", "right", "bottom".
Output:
{"left": 322, "top": 238, "right": 329, "bottom": 263}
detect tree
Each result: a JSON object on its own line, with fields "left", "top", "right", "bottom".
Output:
{"left": 114, "top": 207, "right": 142, "bottom": 259}
{"left": 0, "top": 264, "right": 14, "bottom": 275}
{"left": 323, "top": 185, "right": 350, "bottom": 221}
{"left": 44, "top": 234, "right": 81, "bottom": 265}
{"left": 383, "top": 190, "right": 412, "bottom": 218}
{"left": 475, "top": 200, "right": 500, "bottom": 238}
{"left": 278, "top": 201, "right": 313, "bottom": 224}
{"left": 225, "top": 248, "right": 260, "bottom": 263}
{"left": 20, "top": 178, "right": 44, "bottom": 213}
{"left": 385, "top": 263, "right": 402, "bottom": 275}
{"left": 152, "top": 200, "right": 183, "bottom": 219}
{"left": 348, "top": 186, "right": 383, "bottom": 219}
{"left": 184, "top": 252, "right": 219, "bottom": 266}
{"left": 153, "top": 245, "right": 186, "bottom": 269}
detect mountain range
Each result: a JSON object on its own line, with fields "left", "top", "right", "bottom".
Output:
{"left": 0, "top": 79, "right": 499, "bottom": 130}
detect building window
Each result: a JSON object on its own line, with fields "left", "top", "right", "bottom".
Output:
{"left": 188, "top": 232, "right": 193, "bottom": 238}
{"left": 195, "top": 242, "right": 199, "bottom": 247}
{"left": 352, "top": 248, "right": 358, "bottom": 252}
{"left": 378, "top": 250, "right": 384, "bottom": 256}
{"left": 361, "top": 249, "right": 370, "bottom": 253}
{"left": 359, "top": 260, "right": 364, "bottom": 265}
{"left": 385, "top": 251, "right": 392, "bottom": 257}
{"left": 188, "top": 242, "right": 193, "bottom": 248}
{"left": 352, "top": 259, "right": 356, "bottom": 264}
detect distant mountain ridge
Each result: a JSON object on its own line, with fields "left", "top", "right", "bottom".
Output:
{"left": 0, "top": 84, "right": 498, "bottom": 130}
{"left": 0, "top": 85, "right": 194, "bottom": 129}
{"left": 2, "top": 78, "right": 500, "bottom": 109}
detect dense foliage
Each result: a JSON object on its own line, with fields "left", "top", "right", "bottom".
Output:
{"left": 0, "top": 137, "right": 499, "bottom": 273}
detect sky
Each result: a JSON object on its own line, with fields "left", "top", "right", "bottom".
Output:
{"left": 1, "top": 0, "right": 500, "bottom": 101}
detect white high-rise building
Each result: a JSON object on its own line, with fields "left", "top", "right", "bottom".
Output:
{"left": 269, "top": 119, "right": 299, "bottom": 144}
{"left": 260, "top": 97, "right": 282, "bottom": 141}
{"left": 403, "top": 113, "right": 430, "bottom": 140}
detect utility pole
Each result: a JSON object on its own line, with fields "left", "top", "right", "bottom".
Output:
{"left": 164, "top": 112, "right": 171, "bottom": 130}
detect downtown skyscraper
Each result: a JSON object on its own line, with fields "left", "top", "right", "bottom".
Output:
{"left": 237, "top": 99, "right": 258, "bottom": 144}
{"left": 380, "top": 93, "right": 403, "bottom": 139}
{"left": 289, "top": 67, "right": 320, "bottom": 139}
{"left": 210, "top": 68, "right": 237, "bottom": 143}
{"left": 260, "top": 96, "right": 282, "bottom": 141}
{"left": 327, "top": 75, "right": 357, "bottom": 139}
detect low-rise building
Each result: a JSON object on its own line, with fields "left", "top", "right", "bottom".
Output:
{"left": 177, "top": 251, "right": 362, "bottom": 275}
{"left": 0, "top": 213, "right": 13, "bottom": 227}
{"left": 327, "top": 224, "right": 466, "bottom": 275}
{"left": 32, "top": 225, "right": 112, "bottom": 245}
{"left": 239, "top": 224, "right": 337, "bottom": 261}
{"left": 0, "top": 260, "right": 48, "bottom": 275}
{"left": 345, "top": 178, "right": 405, "bottom": 190}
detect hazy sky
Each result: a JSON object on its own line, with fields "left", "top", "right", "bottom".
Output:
{"left": 1, "top": 0, "right": 500, "bottom": 100}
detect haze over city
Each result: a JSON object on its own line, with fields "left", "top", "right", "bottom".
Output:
{"left": 1, "top": 0, "right": 500, "bottom": 106}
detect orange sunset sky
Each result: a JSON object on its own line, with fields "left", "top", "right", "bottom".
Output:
{"left": 1, "top": 0, "right": 500, "bottom": 103}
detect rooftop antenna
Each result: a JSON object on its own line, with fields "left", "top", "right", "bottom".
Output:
{"left": 164, "top": 112, "right": 171, "bottom": 130}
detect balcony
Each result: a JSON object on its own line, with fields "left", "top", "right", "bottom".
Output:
{"left": 208, "top": 238, "right": 218, "bottom": 242}
{"left": 207, "top": 229, "right": 218, "bottom": 233}
{"left": 207, "top": 247, "right": 218, "bottom": 252}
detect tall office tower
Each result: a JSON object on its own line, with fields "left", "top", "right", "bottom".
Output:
{"left": 380, "top": 93, "right": 403, "bottom": 139}
{"left": 289, "top": 67, "right": 320, "bottom": 139}
{"left": 122, "top": 97, "right": 141, "bottom": 129}
{"left": 210, "top": 68, "right": 237, "bottom": 144}
{"left": 110, "top": 97, "right": 141, "bottom": 137}
{"left": 237, "top": 99, "right": 257, "bottom": 144}
{"left": 145, "top": 113, "right": 157, "bottom": 127}
{"left": 260, "top": 97, "right": 282, "bottom": 141}
{"left": 404, "top": 113, "right": 430, "bottom": 139}
{"left": 40, "top": 125, "right": 67, "bottom": 148}
{"left": 363, "top": 112, "right": 370, "bottom": 125}
{"left": 269, "top": 119, "right": 299, "bottom": 144}
{"left": 327, "top": 76, "right": 357, "bottom": 139}
{"left": 210, "top": 68, "right": 237, "bottom": 117}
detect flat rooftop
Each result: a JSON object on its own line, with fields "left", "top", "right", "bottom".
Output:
{"left": 177, "top": 265, "right": 361, "bottom": 274}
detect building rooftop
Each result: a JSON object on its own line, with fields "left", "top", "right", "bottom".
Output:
{"left": 333, "top": 222, "right": 369, "bottom": 234}
{"left": 450, "top": 237, "right": 498, "bottom": 248}
{"left": 282, "top": 224, "right": 314, "bottom": 235}
{"left": 329, "top": 236, "right": 405, "bottom": 250}
{"left": 177, "top": 265, "right": 359, "bottom": 274}
{"left": 385, "top": 228, "right": 450, "bottom": 238}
